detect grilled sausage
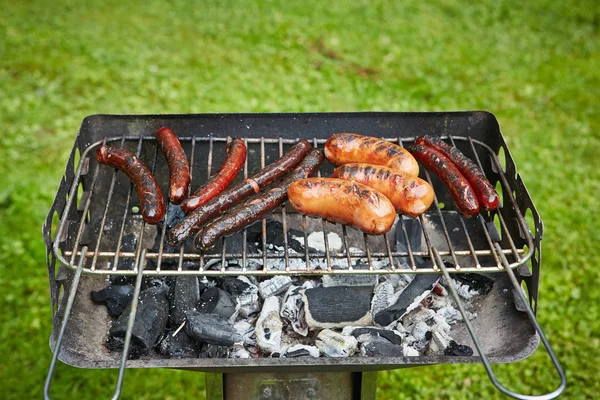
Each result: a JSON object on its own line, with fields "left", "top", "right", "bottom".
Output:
{"left": 156, "top": 127, "right": 190, "bottom": 205}
{"left": 415, "top": 135, "right": 499, "bottom": 211}
{"left": 407, "top": 144, "right": 479, "bottom": 217}
{"left": 332, "top": 163, "right": 434, "bottom": 218}
{"left": 324, "top": 133, "right": 419, "bottom": 176}
{"left": 181, "top": 138, "right": 247, "bottom": 213}
{"left": 96, "top": 145, "right": 164, "bottom": 224}
{"left": 195, "top": 149, "right": 324, "bottom": 250}
{"left": 287, "top": 178, "right": 396, "bottom": 235}
{"left": 167, "top": 140, "right": 312, "bottom": 246}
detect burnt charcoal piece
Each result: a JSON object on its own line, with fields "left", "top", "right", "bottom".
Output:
{"left": 199, "top": 343, "right": 230, "bottom": 358}
{"left": 142, "top": 276, "right": 167, "bottom": 290}
{"left": 185, "top": 310, "right": 243, "bottom": 346}
{"left": 157, "top": 331, "right": 200, "bottom": 359}
{"left": 198, "top": 287, "right": 237, "bottom": 319}
{"left": 374, "top": 264, "right": 441, "bottom": 326}
{"left": 216, "top": 276, "right": 250, "bottom": 296}
{"left": 90, "top": 284, "right": 134, "bottom": 318}
{"left": 109, "top": 233, "right": 138, "bottom": 285}
{"left": 284, "top": 344, "right": 320, "bottom": 358}
{"left": 246, "top": 220, "right": 305, "bottom": 253}
{"left": 170, "top": 276, "right": 200, "bottom": 326}
{"left": 444, "top": 340, "right": 474, "bottom": 356}
{"left": 165, "top": 203, "right": 185, "bottom": 230}
{"left": 361, "top": 337, "right": 404, "bottom": 357}
{"left": 304, "top": 286, "right": 373, "bottom": 329}
{"left": 107, "top": 285, "right": 169, "bottom": 359}
{"left": 258, "top": 276, "right": 292, "bottom": 299}
{"left": 453, "top": 273, "right": 494, "bottom": 295}
{"left": 350, "top": 327, "right": 403, "bottom": 346}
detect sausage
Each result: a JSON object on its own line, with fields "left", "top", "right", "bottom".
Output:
{"left": 332, "top": 163, "right": 434, "bottom": 218}
{"left": 414, "top": 135, "right": 499, "bottom": 211}
{"left": 156, "top": 127, "right": 190, "bottom": 205}
{"left": 324, "top": 133, "right": 419, "bottom": 176}
{"left": 195, "top": 149, "right": 324, "bottom": 250}
{"left": 96, "top": 145, "right": 164, "bottom": 224}
{"left": 181, "top": 138, "right": 247, "bottom": 213}
{"left": 166, "top": 140, "right": 312, "bottom": 246}
{"left": 407, "top": 144, "right": 479, "bottom": 217}
{"left": 287, "top": 178, "right": 396, "bottom": 235}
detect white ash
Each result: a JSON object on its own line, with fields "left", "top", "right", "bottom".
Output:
{"left": 452, "top": 279, "right": 483, "bottom": 299}
{"left": 403, "top": 344, "right": 420, "bottom": 356}
{"left": 280, "top": 283, "right": 313, "bottom": 336}
{"left": 316, "top": 329, "right": 358, "bottom": 357}
{"left": 230, "top": 346, "right": 251, "bottom": 359}
{"left": 283, "top": 344, "right": 320, "bottom": 358}
{"left": 291, "top": 232, "right": 343, "bottom": 253}
{"left": 425, "top": 330, "right": 453, "bottom": 356}
{"left": 234, "top": 320, "right": 257, "bottom": 346}
{"left": 259, "top": 276, "right": 292, "bottom": 299}
{"left": 371, "top": 281, "right": 395, "bottom": 317}
{"left": 255, "top": 296, "right": 284, "bottom": 354}
{"left": 235, "top": 277, "right": 261, "bottom": 318}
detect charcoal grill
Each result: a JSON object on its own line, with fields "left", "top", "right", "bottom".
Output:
{"left": 42, "top": 112, "right": 565, "bottom": 399}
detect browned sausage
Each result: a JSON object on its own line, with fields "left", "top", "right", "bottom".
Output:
{"left": 181, "top": 138, "right": 247, "bottom": 213}
{"left": 167, "top": 140, "right": 312, "bottom": 246}
{"left": 324, "top": 133, "right": 419, "bottom": 176}
{"left": 415, "top": 135, "right": 499, "bottom": 211}
{"left": 287, "top": 178, "right": 396, "bottom": 235}
{"left": 156, "top": 127, "right": 190, "bottom": 205}
{"left": 332, "top": 163, "right": 434, "bottom": 218}
{"left": 195, "top": 149, "right": 324, "bottom": 250}
{"left": 96, "top": 145, "right": 164, "bottom": 224}
{"left": 407, "top": 144, "right": 479, "bottom": 217}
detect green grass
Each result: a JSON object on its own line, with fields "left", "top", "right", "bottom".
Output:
{"left": 1, "top": 0, "right": 598, "bottom": 398}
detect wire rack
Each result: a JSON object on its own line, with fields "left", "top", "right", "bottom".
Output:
{"left": 43, "top": 121, "right": 566, "bottom": 399}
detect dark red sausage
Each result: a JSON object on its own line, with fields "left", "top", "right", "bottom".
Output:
{"left": 181, "top": 138, "right": 247, "bottom": 213}
{"left": 96, "top": 145, "right": 165, "bottom": 224}
{"left": 407, "top": 144, "right": 479, "bottom": 217}
{"left": 195, "top": 149, "right": 324, "bottom": 250}
{"left": 166, "top": 140, "right": 312, "bottom": 246}
{"left": 156, "top": 127, "right": 190, "bottom": 205}
{"left": 415, "top": 136, "right": 499, "bottom": 211}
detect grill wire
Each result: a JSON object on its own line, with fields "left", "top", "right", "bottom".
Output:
{"left": 54, "top": 135, "right": 533, "bottom": 277}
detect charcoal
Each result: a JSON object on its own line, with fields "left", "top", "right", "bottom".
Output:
{"left": 185, "top": 310, "right": 243, "bottom": 346}
{"left": 142, "top": 276, "right": 168, "bottom": 290}
{"left": 322, "top": 274, "right": 378, "bottom": 288}
{"left": 360, "top": 337, "right": 404, "bottom": 357}
{"left": 452, "top": 273, "right": 494, "bottom": 296}
{"left": 170, "top": 276, "right": 201, "bottom": 326}
{"left": 234, "top": 320, "right": 257, "bottom": 346}
{"left": 109, "top": 233, "right": 138, "bottom": 285}
{"left": 230, "top": 347, "right": 251, "bottom": 358}
{"left": 304, "top": 286, "right": 373, "bottom": 329}
{"left": 402, "top": 306, "right": 436, "bottom": 331}
{"left": 280, "top": 281, "right": 313, "bottom": 336}
{"left": 374, "top": 268, "right": 440, "bottom": 326}
{"left": 236, "top": 276, "right": 261, "bottom": 317}
{"left": 255, "top": 296, "right": 283, "bottom": 354}
{"left": 216, "top": 276, "right": 251, "bottom": 295}
{"left": 315, "top": 329, "right": 358, "bottom": 357}
{"left": 284, "top": 344, "right": 320, "bottom": 358}
{"left": 157, "top": 331, "right": 200, "bottom": 359}
{"left": 346, "top": 327, "right": 403, "bottom": 346}
{"left": 197, "top": 287, "right": 237, "bottom": 320}
{"left": 165, "top": 203, "right": 185, "bottom": 230}
{"left": 246, "top": 220, "right": 305, "bottom": 253}
{"left": 293, "top": 231, "right": 343, "bottom": 253}
{"left": 200, "top": 343, "right": 230, "bottom": 358}
{"left": 258, "top": 276, "right": 293, "bottom": 299}
{"left": 371, "top": 281, "right": 395, "bottom": 317}
{"left": 444, "top": 340, "right": 474, "bottom": 356}
{"left": 107, "top": 285, "right": 169, "bottom": 359}
{"left": 91, "top": 284, "right": 133, "bottom": 318}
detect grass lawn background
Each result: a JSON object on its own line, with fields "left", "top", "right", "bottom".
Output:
{"left": 0, "top": 0, "right": 598, "bottom": 398}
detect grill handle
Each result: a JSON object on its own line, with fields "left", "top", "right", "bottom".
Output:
{"left": 44, "top": 248, "right": 147, "bottom": 400}
{"left": 433, "top": 247, "right": 566, "bottom": 400}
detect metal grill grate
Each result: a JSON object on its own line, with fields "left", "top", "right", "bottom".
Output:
{"left": 54, "top": 135, "right": 533, "bottom": 277}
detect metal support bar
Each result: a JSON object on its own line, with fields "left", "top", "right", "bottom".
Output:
{"left": 206, "top": 372, "right": 377, "bottom": 400}
{"left": 433, "top": 247, "right": 566, "bottom": 400}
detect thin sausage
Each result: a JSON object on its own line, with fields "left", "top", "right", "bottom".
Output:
{"left": 332, "top": 163, "right": 434, "bottom": 218}
{"left": 156, "top": 127, "right": 190, "bottom": 205}
{"left": 181, "top": 138, "right": 247, "bottom": 213}
{"left": 324, "top": 133, "right": 419, "bottom": 176}
{"left": 287, "top": 178, "right": 396, "bottom": 235}
{"left": 415, "top": 135, "right": 499, "bottom": 211}
{"left": 407, "top": 144, "right": 479, "bottom": 217}
{"left": 96, "top": 145, "right": 164, "bottom": 224}
{"left": 167, "top": 140, "right": 312, "bottom": 246}
{"left": 195, "top": 149, "right": 324, "bottom": 250}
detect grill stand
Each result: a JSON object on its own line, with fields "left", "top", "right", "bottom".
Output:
{"left": 204, "top": 371, "right": 377, "bottom": 400}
